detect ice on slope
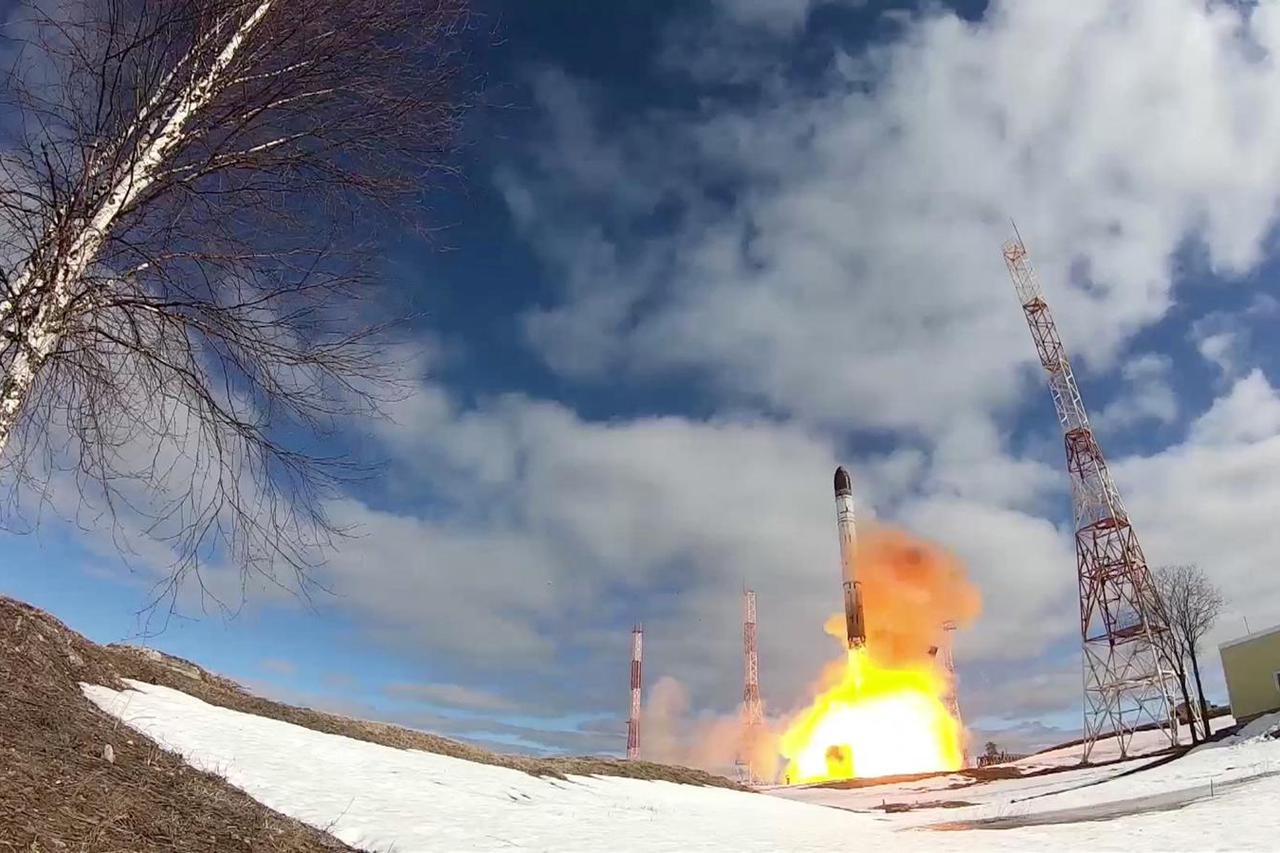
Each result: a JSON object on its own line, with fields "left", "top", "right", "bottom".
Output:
{"left": 83, "top": 680, "right": 1280, "bottom": 852}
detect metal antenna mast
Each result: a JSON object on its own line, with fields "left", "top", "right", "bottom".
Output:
{"left": 627, "top": 624, "right": 643, "bottom": 760}
{"left": 939, "top": 620, "right": 966, "bottom": 766}
{"left": 739, "top": 588, "right": 764, "bottom": 783}
{"left": 1002, "top": 232, "right": 1179, "bottom": 761}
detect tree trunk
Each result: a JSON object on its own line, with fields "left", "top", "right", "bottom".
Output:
{"left": 0, "top": 316, "right": 58, "bottom": 457}
{"left": 1174, "top": 668, "right": 1199, "bottom": 744}
{"left": 0, "top": 0, "right": 274, "bottom": 458}
{"left": 1189, "top": 645, "right": 1212, "bottom": 741}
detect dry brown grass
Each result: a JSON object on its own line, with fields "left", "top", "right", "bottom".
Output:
{"left": 1, "top": 593, "right": 743, "bottom": 850}
{"left": 0, "top": 595, "right": 352, "bottom": 851}
{"left": 96, "top": 630, "right": 742, "bottom": 791}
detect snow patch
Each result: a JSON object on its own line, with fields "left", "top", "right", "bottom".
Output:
{"left": 83, "top": 680, "right": 1280, "bottom": 852}
{"left": 1197, "top": 712, "right": 1280, "bottom": 750}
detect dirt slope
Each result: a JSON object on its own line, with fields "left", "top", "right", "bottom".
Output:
{"left": 0, "top": 595, "right": 351, "bottom": 851}
{"left": 89, "top": 618, "right": 740, "bottom": 790}
{"left": 0, "top": 594, "right": 742, "bottom": 850}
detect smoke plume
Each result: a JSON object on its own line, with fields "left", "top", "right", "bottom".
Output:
{"left": 641, "top": 525, "right": 979, "bottom": 782}
{"left": 775, "top": 524, "right": 982, "bottom": 781}
{"left": 641, "top": 676, "right": 780, "bottom": 780}
{"left": 851, "top": 524, "right": 981, "bottom": 667}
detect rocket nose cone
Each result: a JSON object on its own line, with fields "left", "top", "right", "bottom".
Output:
{"left": 834, "top": 466, "right": 852, "bottom": 497}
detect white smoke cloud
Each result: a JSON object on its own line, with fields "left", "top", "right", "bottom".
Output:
{"left": 640, "top": 675, "right": 781, "bottom": 781}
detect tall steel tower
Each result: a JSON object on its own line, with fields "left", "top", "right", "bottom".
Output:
{"left": 739, "top": 589, "right": 764, "bottom": 783}
{"left": 626, "top": 624, "right": 643, "bottom": 760}
{"left": 939, "top": 620, "right": 966, "bottom": 765}
{"left": 1002, "top": 232, "right": 1179, "bottom": 761}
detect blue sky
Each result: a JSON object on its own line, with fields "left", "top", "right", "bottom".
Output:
{"left": 5, "top": 0, "right": 1280, "bottom": 767}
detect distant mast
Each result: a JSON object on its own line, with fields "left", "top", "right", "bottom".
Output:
{"left": 626, "top": 624, "right": 643, "bottom": 760}
{"left": 739, "top": 589, "right": 764, "bottom": 784}
{"left": 939, "top": 620, "right": 966, "bottom": 766}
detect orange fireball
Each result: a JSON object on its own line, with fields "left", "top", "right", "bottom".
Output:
{"left": 779, "top": 645, "right": 963, "bottom": 782}
{"left": 778, "top": 525, "right": 978, "bottom": 784}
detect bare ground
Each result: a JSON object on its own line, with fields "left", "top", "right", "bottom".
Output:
{"left": 0, "top": 594, "right": 742, "bottom": 850}
{"left": 0, "top": 596, "right": 352, "bottom": 851}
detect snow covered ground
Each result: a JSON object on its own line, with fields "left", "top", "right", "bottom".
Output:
{"left": 1012, "top": 714, "right": 1236, "bottom": 771}
{"left": 84, "top": 680, "right": 1280, "bottom": 852}
{"left": 776, "top": 714, "right": 1244, "bottom": 822}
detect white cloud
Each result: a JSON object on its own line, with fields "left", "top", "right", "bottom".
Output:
{"left": 962, "top": 659, "right": 1081, "bottom": 725}
{"left": 709, "top": 0, "right": 857, "bottom": 33}
{"left": 1196, "top": 330, "right": 1245, "bottom": 379}
{"left": 37, "top": 0, "right": 1280, "bottom": 754}
{"left": 304, "top": 0, "right": 1280, "bottom": 736}
{"left": 384, "top": 682, "right": 519, "bottom": 713}
{"left": 898, "top": 494, "right": 1076, "bottom": 661}
{"left": 919, "top": 415, "right": 1060, "bottom": 509}
{"left": 289, "top": 377, "right": 1086, "bottom": 728}
{"left": 1190, "top": 295, "right": 1280, "bottom": 381}
{"left": 1117, "top": 370, "right": 1280, "bottom": 672}
{"left": 508, "top": 0, "right": 1280, "bottom": 440}
{"left": 442, "top": 0, "right": 1280, "bottom": 739}
{"left": 1187, "top": 369, "right": 1280, "bottom": 445}
{"left": 1092, "top": 354, "right": 1179, "bottom": 434}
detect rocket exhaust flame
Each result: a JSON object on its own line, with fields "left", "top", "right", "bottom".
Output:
{"left": 781, "top": 519, "right": 982, "bottom": 784}
{"left": 780, "top": 645, "right": 963, "bottom": 781}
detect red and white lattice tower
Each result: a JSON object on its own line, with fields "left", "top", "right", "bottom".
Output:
{"left": 739, "top": 589, "right": 764, "bottom": 783}
{"left": 1003, "top": 232, "right": 1179, "bottom": 761}
{"left": 626, "top": 624, "right": 643, "bottom": 760}
{"left": 939, "top": 620, "right": 966, "bottom": 765}
{"left": 743, "top": 590, "right": 763, "bottom": 727}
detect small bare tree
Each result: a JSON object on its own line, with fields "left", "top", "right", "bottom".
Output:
{"left": 0, "top": 0, "right": 469, "bottom": 608}
{"left": 1149, "top": 578, "right": 1201, "bottom": 743}
{"left": 1154, "top": 564, "right": 1225, "bottom": 741}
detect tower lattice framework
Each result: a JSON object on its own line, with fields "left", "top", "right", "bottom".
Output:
{"left": 1002, "top": 233, "right": 1179, "bottom": 762}
{"left": 939, "top": 620, "right": 965, "bottom": 763}
{"left": 738, "top": 589, "right": 764, "bottom": 783}
{"left": 743, "top": 590, "right": 763, "bottom": 728}
{"left": 626, "top": 624, "right": 643, "bottom": 760}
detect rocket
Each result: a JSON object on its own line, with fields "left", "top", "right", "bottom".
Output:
{"left": 834, "top": 466, "right": 867, "bottom": 649}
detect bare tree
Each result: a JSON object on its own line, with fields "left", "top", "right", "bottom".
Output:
{"left": 1154, "top": 564, "right": 1225, "bottom": 741}
{"left": 1148, "top": 575, "right": 1201, "bottom": 743}
{"left": 0, "top": 0, "right": 470, "bottom": 609}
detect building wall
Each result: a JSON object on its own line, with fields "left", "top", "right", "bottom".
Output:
{"left": 1219, "top": 628, "right": 1280, "bottom": 724}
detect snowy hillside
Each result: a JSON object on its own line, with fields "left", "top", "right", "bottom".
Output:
{"left": 1012, "top": 715, "right": 1237, "bottom": 771}
{"left": 86, "top": 679, "right": 1280, "bottom": 852}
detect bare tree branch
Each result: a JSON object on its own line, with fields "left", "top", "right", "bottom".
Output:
{"left": 1154, "top": 564, "right": 1226, "bottom": 741}
{"left": 0, "top": 0, "right": 472, "bottom": 613}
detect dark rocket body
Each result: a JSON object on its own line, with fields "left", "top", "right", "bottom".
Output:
{"left": 834, "top": 466, "right": 866, "bottom": 649}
